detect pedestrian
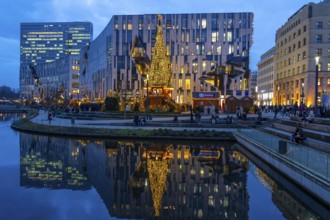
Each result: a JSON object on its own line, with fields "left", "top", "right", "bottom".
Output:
{"left": 274, "top": 106, "right": 279, "bottom": 119}
{"left": 133, "top": 115, "right": 139, "bottom": 126}
{"left": 236, "top": 106, "right": 242, "bottom": 120}
{"left": 48, "top": 112, "right": 52, "bottom": 124}
{"left": 195, "top": 110, "right": 201, "bottom": 124}
{"left": 293, "top": 101, "right": 298, "bottom": 116}
{"left": 320, "top": 105, "right": 326, "bottom": 118}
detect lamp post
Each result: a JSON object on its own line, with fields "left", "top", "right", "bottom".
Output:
{"left": 315, "top": 56, "right": 320, "bottom": 114}
{"left": 301, "top": 82, "right": 304, "bottom": 103}
{"left": 277, "top": 85, "right": 280, "bottom": 105}
{"left": 146, "top": 74, "right": 149, "bottom": 120}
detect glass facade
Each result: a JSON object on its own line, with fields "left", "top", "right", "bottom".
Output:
{"left": 81, "top": 13, "right": 254, "bottom": 103}
{"left": 20, "top": 22, "right": 93, "bottom": 100}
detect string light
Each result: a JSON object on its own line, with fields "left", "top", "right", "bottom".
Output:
{"left": 148, "top": 14, "right": 172, "bottom": 87}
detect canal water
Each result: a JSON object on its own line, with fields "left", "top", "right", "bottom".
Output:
{"left": 0, "top": 113, "right": 325, "bottom": 220}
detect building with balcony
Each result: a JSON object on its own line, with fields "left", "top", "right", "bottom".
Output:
{"left": 20, "top": 22, "right": 93, "bottom": 100}
{"left": 80, "top": 13, "right": 254, "bottom": 106}
{"left": 274, "top": 0, "right": 330, "bottom": 106}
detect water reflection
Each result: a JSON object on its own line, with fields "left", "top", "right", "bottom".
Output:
{"left": 20, "top": 135, "right": 90, "bottom": 190}
{"left": 0, "top": 112, "right": 24, "bottom": 122}
{"left": 247, "top": 153, "right": 326, "bottom": 220}
{"left": 18, "top": 133, "right": 324, "bottom": 220}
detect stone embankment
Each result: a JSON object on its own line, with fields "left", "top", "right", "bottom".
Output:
{"left": 11, "top": 116, "right": 235, "bottom": 141}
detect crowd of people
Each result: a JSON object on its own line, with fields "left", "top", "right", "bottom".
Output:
{"left": 259, "top": 102, "right": 328, "bottom": 120}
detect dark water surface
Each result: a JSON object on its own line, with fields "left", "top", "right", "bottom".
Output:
{"left": 0, "top": 113, "right": 325, "bottom": 220}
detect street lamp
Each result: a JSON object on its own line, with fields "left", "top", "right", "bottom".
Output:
{"left": 315, "top": 56, "right": 320, "bottom": 114}
{"left": 301, "top": 82, "right": 304, "bottom": 103}
{"left": 146, "top": 74, "right": 149, "bottom": 120}
{"left": 277, "top": 85, "right": 280, "bottom": 105}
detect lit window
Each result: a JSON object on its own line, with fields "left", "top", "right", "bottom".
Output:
{"left": 178, "top": 79, "right": 182, "bottom": 87}
{"left": 185, "top": 79, "right": 190, "bottom": 89}
{"left": 166, "top": 44, "right": 170, "bottom": 56}
{"left": 191, "top": 169, "right": 196, "bottom": 175}
{"left": 227, "top": 31, "right": 232, "bottom": 42}
{"left": 328, "top": 63, "right": 330, "bottom": 71}
{"left": 208, "top": 196, "right": 215, "bottom": 206}
{"left": 211, "top": 31, "right": 218, "bottom": 43}
{"left": 196, "top": 45, "right": 200, "bottom": 55}
{"left": 216, "top": 46, "right": 221, "bottom": 55}
{"left": 201, "top": 18, "right": 207, "bottom": 29}
{"left": 228, "top": 44, "right": 234, "bottom": 54}
{"left": 327, "top": 77, "right": 330, "bottom": 85}
{"left": 202, "top": 61, "right": 206, "bottom": 72}
{"left": 192, "top": 62, "right": 198, "bottom": 74}
{"left": 201, "top": 44, "right": 205, "bottom": 55}
{"left": 200, "top": 168, "right": 204, "bottom": 176}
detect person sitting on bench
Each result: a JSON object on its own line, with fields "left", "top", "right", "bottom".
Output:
{"left": 302, "top": 109, "right": 314, "bottom": 123}
{"left": 292, "top": 127, "right": 307, "bottom": 143}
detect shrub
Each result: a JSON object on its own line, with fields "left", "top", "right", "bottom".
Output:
{"left": 103, "top": 96, "right": 119, "bottom": 111}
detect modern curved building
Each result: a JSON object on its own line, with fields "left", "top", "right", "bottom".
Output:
{"left": 80, "top": 13, "right": 254, "bottom": 105}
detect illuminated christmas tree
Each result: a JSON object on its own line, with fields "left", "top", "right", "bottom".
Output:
{"left": 148, "top": 159, "right": 170, "bottom": 217}
{"left": 148, "top": 14, "right": 172, "bottom": 87}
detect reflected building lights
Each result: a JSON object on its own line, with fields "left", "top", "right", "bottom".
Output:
{"left": 18, "top": 134, "right": 323, "bottom": 219}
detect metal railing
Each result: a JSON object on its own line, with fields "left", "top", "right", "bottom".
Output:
{"left": 235, "top": 128, "right": 330, "bottom": 181}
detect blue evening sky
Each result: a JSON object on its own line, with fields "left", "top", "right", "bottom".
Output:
{"left": 0, "top": 0, "right": 319, "bottom": 89}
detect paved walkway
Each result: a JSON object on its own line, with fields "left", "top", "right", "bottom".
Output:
{"left": 26, "top": 110, "right": 330, "bottom": 139}
{"left": 31, "top": 111, "right": 240, "bottom": 131}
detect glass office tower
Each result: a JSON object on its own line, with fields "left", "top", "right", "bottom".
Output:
{"left": 20, "top": 22, "right": 93, "bottom": 100}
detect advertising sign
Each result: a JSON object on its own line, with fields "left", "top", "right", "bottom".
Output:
{"left": 192, "top": 92, "right": 220, "bottom": 99}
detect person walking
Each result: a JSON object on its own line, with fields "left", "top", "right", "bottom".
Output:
{"left": 274, "top": 106, "right": 279, "bottom": 119}
{"left": 320, "top": 105, "right": 326, "bottom": 118}
{"left": 195, "top": 110, "right": 201, "bottom": 124}
{"left": 48, "top": 112, "right": 52, "bottom": 124}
